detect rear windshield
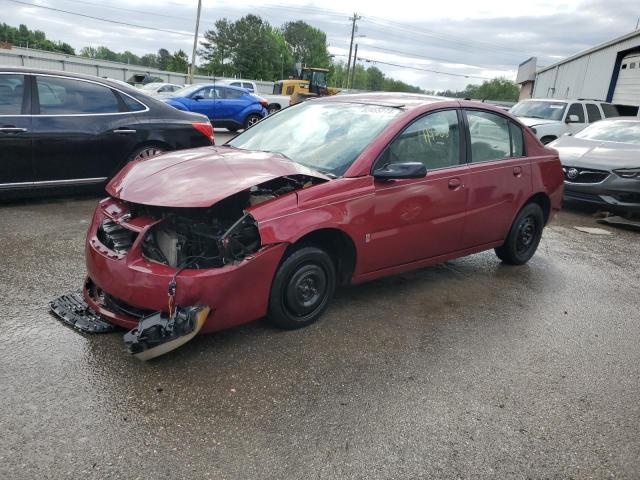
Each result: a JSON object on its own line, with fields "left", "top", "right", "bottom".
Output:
{"left": 510, "top": 101, "right": 567, "bottom": 121}
{"left": 228, "top": 101, "right": 402, "bottom": 176}
{"left": 575, "top": 120, "right": 640, "bottom": 144}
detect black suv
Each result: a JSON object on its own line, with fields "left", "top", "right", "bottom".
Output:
{"left": 0, "top": 67, "right": 214, "bottom": 198}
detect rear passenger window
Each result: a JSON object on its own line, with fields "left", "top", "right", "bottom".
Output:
{"left": 566, "top": 103, "right": 585, "bottom": 123}
{"left": 381, "top": 110, "right": 461, "bottom": 170}
{"left": 36, "top": 76, "right": 120, "bottom": 114}
{"left": 0, "top": 74, "right": 24, "bottom": 115}
{"left": 509, "top": 122, "right": 525, "bottom": 157}
{"left": 225, "top": 88, "right": 244, "bottom": 99}
{"left": 585, "top": 103, "right": 602, "bottom": 123}
{"left": 120, "top": 93, "right": 146, "bottom": 112}
{"left": 600, "top": 103, "right": 620, "bottom": 118}
{"left": 466, "top": 110, "right": 511, "bottom": 162}
{"left": 242, "top": 82, "right": 254, "bottom": 91}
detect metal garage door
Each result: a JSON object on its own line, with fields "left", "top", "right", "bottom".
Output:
{"left": 612, "top": 53, "right": 640, "bottom": 106}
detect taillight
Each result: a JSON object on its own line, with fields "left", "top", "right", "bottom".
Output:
{"left": 192, "top": 121, "right": 214, "bottom": 143}
{"left": 259, "top": 98, "right": 268, "bottom": 108}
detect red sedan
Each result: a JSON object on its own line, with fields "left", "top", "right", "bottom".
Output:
{"left": 52, "top": 93, "right": 563, "bottom": 359}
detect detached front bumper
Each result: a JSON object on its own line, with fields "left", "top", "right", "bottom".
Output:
{"left": 83, "top": 198, "right": 287, "bottom": 334}
{"left": 563, "top": 175, "right": 640, "bottom": 213}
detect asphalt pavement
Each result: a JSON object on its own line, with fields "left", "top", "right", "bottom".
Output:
{"left": 0, "top": 193, "right": 639, "bottom": 479}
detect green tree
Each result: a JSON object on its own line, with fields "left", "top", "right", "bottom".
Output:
{"left": 157, "top": 48, "right": 171, "bottom": 70}
{"left": 200, "top": 14, "right": 292, "bottom": 80}
{"left": 437, "top": 77, "right": 519, "bottom": 101}
{"left": 0, "top": 22, "right": 76, "bottom": 55}
{"left": 282, "top": 20, "right": 330, "bottom": 68}
{"left": 168, "top": 50, "right": 189, "bottom": 73}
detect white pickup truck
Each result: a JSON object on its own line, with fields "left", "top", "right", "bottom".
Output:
{"left": 223, "top": 80, "right": 289, "bottom": 115}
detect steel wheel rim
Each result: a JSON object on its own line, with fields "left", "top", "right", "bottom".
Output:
{"left": 516, "top": 216, "right": 537, "bottom": 254}
{"left": 134, "top": 148, "right": 163, "bottom": 161}
{"left": 285, "top": 264, "right": 328, "bottom": 317}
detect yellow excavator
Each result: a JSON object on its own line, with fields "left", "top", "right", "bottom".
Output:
{"left": 272, "top": 65, "right": 340, "bottom": 106}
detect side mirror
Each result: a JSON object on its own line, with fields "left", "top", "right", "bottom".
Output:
{"left": 193, "top": 94, "right": 204, "bottom": 101}
{"left": 565, "top": 114, "right": 580, "bottom": 123}
{"left": 373, "top": 162, "right": 427, "bottom": 180}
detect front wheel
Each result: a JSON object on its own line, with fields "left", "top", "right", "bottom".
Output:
{"left": 244, "top": 113, "right": 262, "bottom": 130}
{"left": 495, "top": 203, "right": 544, "bottom": 265}
{"left": 268, "top": 246, "right": 336, "bottom": 329}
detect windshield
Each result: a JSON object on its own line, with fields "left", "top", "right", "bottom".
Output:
{"left": 171, "top": 84, "right": 204, "bottom": 97}
{"left": 141, "top": 83, "right": 162, "bottom": 90}
{"left": 228, "top": 101, "right": 402, "bottom": 176}
{"left": 575, "top": 120, "right": 640, "bottom": 144}
{"left": 510, "top": 101, "right": 567, "bottom": 121}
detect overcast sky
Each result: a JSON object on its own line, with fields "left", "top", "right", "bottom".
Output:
{"left": 3, "top": 0, "right": 639, "bottom": 90}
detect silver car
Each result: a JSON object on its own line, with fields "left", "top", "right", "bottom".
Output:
{"left": 550, "top": 118, "right": 640, "bottom": 213}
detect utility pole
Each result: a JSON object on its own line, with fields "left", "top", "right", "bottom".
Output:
{"left": 344, "top": 13, "right": 361, "bottom": 89}
{"left": 349, "top": 44, "right": 358, "bottom": 89}
{"left": 189, "top": 0, "right": 202, "bottom": 85}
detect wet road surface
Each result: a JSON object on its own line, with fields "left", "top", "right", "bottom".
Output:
{"left": 0, "top": 197, "right": 639, "bottom": 479}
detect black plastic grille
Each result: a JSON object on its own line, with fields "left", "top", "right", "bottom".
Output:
{"left": 563, "top": 166, "right": 609, "bottom": 184}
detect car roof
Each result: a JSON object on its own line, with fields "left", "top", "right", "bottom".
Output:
{"left": 520, "top": 98, "right": 612, "bottom": 104}
{"left": 0, "top": 66, "right": 140, "bottom": 94}
{"left": 321, "top": 92, "right": 454, "bottom": 109}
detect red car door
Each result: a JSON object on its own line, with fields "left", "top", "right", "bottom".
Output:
{"left": 462, "top": 109, "right": 532, "bottom": 247}
{"left": 362, "top": 109, "right": 469, "bottom": 273}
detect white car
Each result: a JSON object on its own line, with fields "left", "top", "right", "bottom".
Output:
{"left": 139, "top": 82, "right": 183, "bottom": 96}
{"left": 510, "top": 99, "right": 620, "bottom": 144}
{"left": 223, "top": 80, "right": 289, "bottom": 115}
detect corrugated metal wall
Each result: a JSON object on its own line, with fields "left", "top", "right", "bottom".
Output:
{"left": 0, "top": 46, "right": 275, "bottom": 93}
{"left": 532, "top": 35, "right": 640, "bottom": 105}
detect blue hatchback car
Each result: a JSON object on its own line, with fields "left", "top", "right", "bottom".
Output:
{"left": 163, "top": 84, "right": 267, "bottom": 132}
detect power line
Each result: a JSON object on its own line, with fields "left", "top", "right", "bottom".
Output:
{"left": 358, "top": 57, "right": 494, "bottom": 80}
{"left": 367, "top": 45, "right": 497, "bottom": 70}
{"left": 4, "top": 0, "right": 203, "bottom": 38}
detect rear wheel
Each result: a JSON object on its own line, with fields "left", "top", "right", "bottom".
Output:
{"left": 495, "top": 203, "right": 544, "bottom": 265}
{"left": 268, "top": 246, "right": 336, "bottom": 329}
{"left": 268, "top": 104, "right": 280, "bottom": 115}
{"left": 129, "top": 145, "right": 164, "bottom": 161}
{"left": 540, "top": 135, "right": 557, "bottom": 145}
{"left": 244, "top": 113, "right": 262, "bottom": 130}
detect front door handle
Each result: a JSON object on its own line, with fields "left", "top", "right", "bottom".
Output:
{"left": 513, "top": 166, "right": 523, "bottom": 177}
{"left": 113, "top": 128, "right": 137, "bottom": 134}
{"left": 0, "top": 127, "right": 28, "bottom": 133}
{"left": 448, "top": 178, "right": 462, "bottom": 189}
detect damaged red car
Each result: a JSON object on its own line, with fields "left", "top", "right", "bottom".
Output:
{"left": 51, "top": 93, "right": 563, "bottom": 359}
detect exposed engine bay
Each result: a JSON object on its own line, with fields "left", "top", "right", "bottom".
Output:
{"left": 125, "top": 174, "right": 322, "bottom": 269}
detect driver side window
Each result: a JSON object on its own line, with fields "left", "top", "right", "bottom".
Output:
{"left": 380, "top": 110, "right": 461, "bottom": 170}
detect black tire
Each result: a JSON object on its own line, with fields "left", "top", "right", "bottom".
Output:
{"left": 540, "top": 135, "right": 557, "bottom": 145}
{"left": 268, "top": 246, "right": 336, "bottom": 329}
{"left": 128, "top": 144, "right": 165, "bottom": 162}
{"left": 495, "top": 203, "right": 544, "bottom": 265}
{"left": 268, "top": 104, "right": 280, "bottom": 115}
{"left": 227, "top": 126, "right": 239, "bottom": 132}
{"left": 244, "top": 113, "right": 262, "bottom": 130}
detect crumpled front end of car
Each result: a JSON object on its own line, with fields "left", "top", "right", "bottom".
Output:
{"left": 83, "top": 195, "right": 287, "bottom": 336}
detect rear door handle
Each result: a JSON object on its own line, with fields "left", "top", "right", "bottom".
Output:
{"left": 113, "top": 128, "right": 137, "bottom": 134}
{"left": 0, "top": 127, "right": 28, "bottom": 133}
{"left": 513, "top": 166, "right": 523, "bottom": 177}
{"left": 448, "top": 178, "right": 462, "bottom": 189}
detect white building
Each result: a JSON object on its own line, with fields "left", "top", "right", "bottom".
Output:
{"left": 517, "top": 30, "right": 640, "bottom": 114}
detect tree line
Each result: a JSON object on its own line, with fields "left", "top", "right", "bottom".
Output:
{"left": 1, "top": 23, "right": 75, "bottom": 54}
{"left": 79, "top": 46, "right": 189, "bottom": 73}
{"left": 430, "top": 78, "right": 519, "bottom": 102}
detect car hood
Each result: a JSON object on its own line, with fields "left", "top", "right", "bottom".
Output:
{"left": 516, "top": 117, "right": 562, "bottom": 127}
{"left": 551, "top": 136, "right": 640, "bottom": 170}
{"left": 106, "top": 146, "right": 330, "bottom": 208}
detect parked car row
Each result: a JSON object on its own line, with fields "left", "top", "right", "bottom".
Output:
{"left": 0, "top": 67, "right": 213, "bottom": 198}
